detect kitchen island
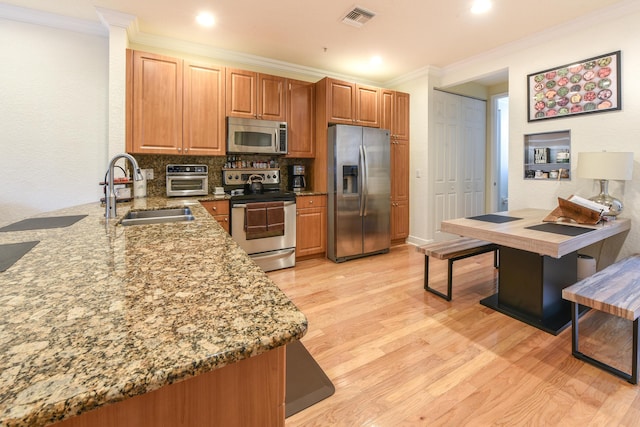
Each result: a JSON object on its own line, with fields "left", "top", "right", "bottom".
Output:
{"left": 0, "top": 197, "right": 307, "bottom": 426}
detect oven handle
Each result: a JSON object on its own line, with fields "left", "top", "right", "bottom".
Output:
{"left": 250, "top": 248, "right": 296, "bottom": 260}
{"left": 232, "top": 201, "right": 296, "bottom": 208}
{"left": 167, "top": 175, "right": 208, "bottom": 180}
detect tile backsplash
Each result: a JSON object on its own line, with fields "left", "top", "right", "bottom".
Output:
{"left": 133, "top": 154, "right": 312, "bottom": 196}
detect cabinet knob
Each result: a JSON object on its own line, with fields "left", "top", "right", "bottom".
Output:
{"left": 309, "top": 200, "right": 313, "bottom": 204}
{"left": 212, "top": 206, "right": 217, "bottom": 211}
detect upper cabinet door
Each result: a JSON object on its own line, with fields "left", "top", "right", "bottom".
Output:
{"left": 258, "top": 74, "right": 286, "bottom": 121}
{"left": 355, "top": 84, "right": 380, "bottom": 128}
{"left": 326, "top": 79, "right": 380, "bottom": 127}
{"left": 226, "top": 68, "right": 257, "bottom": 119}
{"left": 394, "top": 91, "right": 410, "bottom": 141}
{"left": 130, "top": 51, "right": 183, "bottom": 154}
{"left": 183, "top": 61, "right": 226, "bottom": 156}
{"left": 226, "top": 69, "right": 286, "bottom": 121}
{"left": 381, "top": 90, "right": 394, "bottom": 132}
{"left": 286, "top": 79, "right": 315, "bottom": 158}
{"left": 328, "top": 79, "right": 356, "bottom": 124}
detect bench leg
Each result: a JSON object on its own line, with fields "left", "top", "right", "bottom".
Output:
{"left": 571, "top": 302, "right": 639, "bottom": 384}
{"left": 423, "top": 256, "right": 452, "bottom": 301}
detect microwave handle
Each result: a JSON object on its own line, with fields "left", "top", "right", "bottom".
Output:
{"left": 274, "top": 129, "right": 278, "bottom": 152}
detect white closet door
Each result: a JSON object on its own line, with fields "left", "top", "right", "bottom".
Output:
{"left": 431, "top": 90, "right": 486, "bottom": 241}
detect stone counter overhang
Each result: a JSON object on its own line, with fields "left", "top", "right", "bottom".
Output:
{"left": 0, "top": 197, "right": 308, "bottom": 426}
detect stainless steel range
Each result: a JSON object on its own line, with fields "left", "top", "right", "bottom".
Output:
{"left": 223, "top": 168, "right": 296, "bottom": 272}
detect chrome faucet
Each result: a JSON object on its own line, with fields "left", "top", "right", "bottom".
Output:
{"left": 105, "top": 153, "right": 144, "bottom": 219}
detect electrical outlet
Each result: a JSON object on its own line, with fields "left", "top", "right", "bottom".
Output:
{"left": 143, "top": 169, "right": 154, "bottom": 180}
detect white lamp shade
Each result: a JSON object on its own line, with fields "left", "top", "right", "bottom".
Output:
{"left": 577, "top": 152, "right": 634, "bottom": 180}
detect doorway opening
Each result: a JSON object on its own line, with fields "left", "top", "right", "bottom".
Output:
{"left": 491, "top": 93, "right": 509, "bottom": 212}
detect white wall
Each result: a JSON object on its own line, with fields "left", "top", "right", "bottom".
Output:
{"left": 0, "top": 19, "right": 108, "bottom": 225}
{"left": 405, "top": 3, "right": 640, "bottom": 258}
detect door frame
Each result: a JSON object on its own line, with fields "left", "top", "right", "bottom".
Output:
{"left": 489, "top": 92, "right": 509, "bottom": 213}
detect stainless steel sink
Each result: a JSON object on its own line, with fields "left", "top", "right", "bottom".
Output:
{"left": 119, "top": 207, "right": 195, "bottom": 226}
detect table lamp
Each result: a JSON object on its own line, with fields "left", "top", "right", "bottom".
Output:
{"left": 577, "top": 151, "right": 634, "bottom": 216}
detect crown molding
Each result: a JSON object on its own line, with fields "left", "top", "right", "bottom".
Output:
{"left": 0, "top": 3, "right": 106, "bottom": 37}
{"left": 95, "top": 7, "right": 136, "bottom": 31}
{"left": 129, "top": 30, "right": 381, "bottom": 86}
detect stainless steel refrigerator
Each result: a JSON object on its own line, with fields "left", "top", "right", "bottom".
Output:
{"left": 327, "top": 125, "right": 391, "bottom": 262}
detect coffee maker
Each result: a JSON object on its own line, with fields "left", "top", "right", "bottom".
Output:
{"left": 289, "top": 165, "right": 306, "bottom": 192}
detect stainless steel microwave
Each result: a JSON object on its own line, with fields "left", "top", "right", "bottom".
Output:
{"left": 226, "top": 117, "right": 287, "bottom": 155}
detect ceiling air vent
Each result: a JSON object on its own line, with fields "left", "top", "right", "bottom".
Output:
{"left": 341, "top": 6, "right": 376, "bottom": 28}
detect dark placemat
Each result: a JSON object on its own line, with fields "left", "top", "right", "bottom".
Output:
{"left": 468, "top": 214, "right": 523, "bottom": 224}
{"left": 0, "top": 241, "right": 39, "bottom": 272}
{"left": 286, "top": 340, "right": 335, "bottom": 418}
{"left": 0, "top": 215, "right": 87, "bottom": 232}
{"left": 526, "top": 223, "right": 595, "bottom": 236}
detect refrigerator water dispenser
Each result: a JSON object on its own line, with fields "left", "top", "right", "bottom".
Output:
{"left": 343, "top": 165, "right": 358, "bottom": 194}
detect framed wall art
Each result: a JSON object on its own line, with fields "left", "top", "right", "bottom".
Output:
{"left": 527, "top": 50, "right": 621, "bottom": 122}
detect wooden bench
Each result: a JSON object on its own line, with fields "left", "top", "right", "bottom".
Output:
{"left": 562, "top": 254, "right": 640, "bottom": 384}
{"left": 417, "top": 237, "right": 499, "bottom": 301}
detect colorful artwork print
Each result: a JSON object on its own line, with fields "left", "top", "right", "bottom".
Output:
{"left": 527, "top": 51, "right": 621, "bottom": 122}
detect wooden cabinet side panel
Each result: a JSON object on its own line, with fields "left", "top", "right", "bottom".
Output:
{"left": 313, "top": 79, "right": 329, "bottom": 193}
{"left": 132, "top": 51, "right": 183, "bottom": 154}
{"left": 226, "top": 68, "right": 257, "bottom": 118}
{"left": 52, "top": 347, "right": 285, "bottom": 427}
{"left": 183, "top": 62, "right": 226, "bottom": 156}
{"left": 286, "top": 79, "right": 315, "bottom": 158}
{"left": 259, "top": 74, "right": 286, "bottom": 121}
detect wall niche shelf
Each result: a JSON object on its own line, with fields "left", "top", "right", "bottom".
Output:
{"left": 524, "top": 130, "right": 571, "bottom": 181}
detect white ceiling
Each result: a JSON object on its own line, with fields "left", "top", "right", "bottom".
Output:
{"left": 0, "top": 0, "right": 632, "bottom": 85}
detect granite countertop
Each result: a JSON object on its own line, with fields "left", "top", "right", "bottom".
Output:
{"left": 0, "top": 197, "right": 307, "bottom": 426}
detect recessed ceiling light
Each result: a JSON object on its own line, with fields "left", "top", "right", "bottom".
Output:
{"left": 370, "top": 56, "right": 382, "bottom": 66}
{"left": 470, "top": 0, "right": 492, "bottom": 14}
{"left": 196, "top": 12, "right": 215, "bottom": 27}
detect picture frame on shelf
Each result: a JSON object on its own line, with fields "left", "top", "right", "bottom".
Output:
{"left": 527, "top": 51, "right": 621, "bottom": 122}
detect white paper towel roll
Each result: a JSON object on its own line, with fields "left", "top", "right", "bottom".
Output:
{"left": 134, "top": 177, "right": 147, "bottom": 198}
{"left": 577, "top": 254, "right": 596, "bottom": 280}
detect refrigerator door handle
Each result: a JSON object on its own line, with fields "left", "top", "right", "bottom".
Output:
{"left": 360, "top": 144, "right": 369, "bottom": 216}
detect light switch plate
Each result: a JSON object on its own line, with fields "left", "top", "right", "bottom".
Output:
{"left": 142, "top": 169, "right": 154, "bottom": 180}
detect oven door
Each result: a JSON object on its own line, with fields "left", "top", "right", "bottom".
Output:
{"left": 166, "top": 176, "right": 208, "bottom": 197}
{"left": 231, "top": 201, "right": 296, "bottom": 270}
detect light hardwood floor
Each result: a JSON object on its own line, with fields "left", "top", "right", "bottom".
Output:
{"left": 268, "top": 244, "right": 640, "bottom": 426}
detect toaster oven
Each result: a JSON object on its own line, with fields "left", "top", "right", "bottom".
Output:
{"left": 166, "top": 164, "right": 208, "bottom": 197}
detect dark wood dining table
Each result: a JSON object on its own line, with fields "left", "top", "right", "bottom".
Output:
{"left": 441, "top": 208, "right": 631, "bottom": 334}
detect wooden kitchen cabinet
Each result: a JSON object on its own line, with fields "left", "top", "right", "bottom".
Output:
{"left": 320, "top": 78, "right": 380, "bottom": 127}
{"left": 286, "top": 79, "right": 315, "bottom": 158}
{"left": 126, "top": 50, "right": 225, "bottom": 156}
{"left": 296, "top": 195, "right": 326, "bottom": 259}
{"left": 200, "top": 200, "right": 230, "bottom": 233}
{"left": 382, "top": 89, "right": 410, "bottom": 243}
{"left": 226, "top": 68, "right": 286, "bottom": 121}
